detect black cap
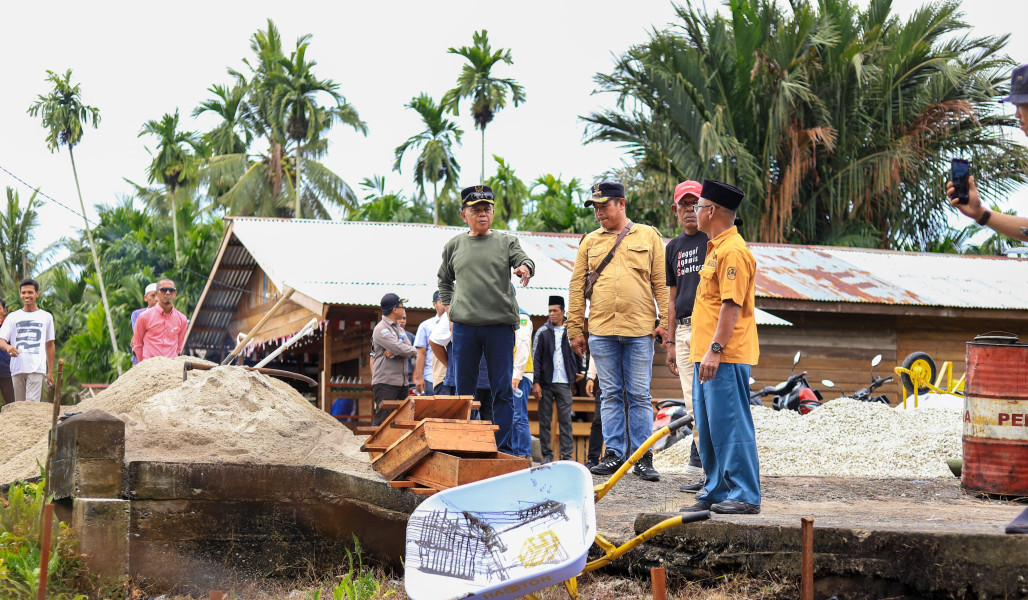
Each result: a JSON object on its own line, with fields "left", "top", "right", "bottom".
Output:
{"left": 1003, "top": 64, "right": 1028, "bottom": 104}
{"left": 432, "top": 290, "right": 440, "bottom": 303}
{"left": 701, "top": 179, "right": 744, "bottom": 211}
{"left": 461, "top": 185, "right": 495, "bottom": 208}
{"left": 380, "top": 292, "right": 407, "bottom": 313}
{"left": 584, "top": 181, "right": 626, "bottom": 207}
{"left": 548, "top": 295, "right": 565, "bottom": 309}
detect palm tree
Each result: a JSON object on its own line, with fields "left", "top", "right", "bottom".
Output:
{"left": 27, "top": 69, "right": 122, "bottom": 372}
{"left": 193, "top": 82, "right": 252, "bottom": 156}
{"left": 139, "top": 110, "right": 205, "bottom": 263}
{"left": 352, "top": 176, "right": 433, "bottom": 223}
{"left": 485, "top": 155, "right": 528, "bottom": 227}
{"left": 583, "top": 0, "right": 1028, "bottom": 249}
{"left": 394, "top": 94, "right": 463, "bottom": 224}
{"left": 202, "top": 19, "right": 363, "bottom": 219}
{"left": 0, "top": 187, "right": 56, "bottom": 293}
{"left": 273, "top": 41, "right": 368, "bottom": 217}
{"left": 519, "top": 174, "right": 593, "bottom": 234}
{"left": 443, "top": 30, "right": 526, "bottom": 183}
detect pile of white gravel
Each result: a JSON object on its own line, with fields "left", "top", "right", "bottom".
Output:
{"left": 653, "top": 398, "right": 962, "bottom": 478}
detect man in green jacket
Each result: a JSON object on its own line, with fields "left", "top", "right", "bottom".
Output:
{"left": 438, "top": 185, "right": 535, "bottom": 455}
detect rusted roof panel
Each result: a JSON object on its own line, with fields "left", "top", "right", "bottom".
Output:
{"left": 750, "top": 244, "right": 1028, "bottom": 310}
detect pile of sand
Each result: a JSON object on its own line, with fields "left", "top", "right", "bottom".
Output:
{"left": 0, "top": 357, "right": 375, "bottom": 485}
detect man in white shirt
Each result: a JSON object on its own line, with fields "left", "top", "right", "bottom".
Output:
{"left": 413, "top": 291, "right": 444, "bottom": 395}
{"left": 0, "top": 278, "right": 56, "bottom": 402}
{"left": 531, "top": 296, "right": 585, "bottom": 463}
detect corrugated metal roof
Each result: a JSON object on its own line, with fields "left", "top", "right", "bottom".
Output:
{"left": 751, "top": 244, "right": 1028, "bottom": 309}
{"left": 220, "top": 218, "right": 791, "bottom": 324}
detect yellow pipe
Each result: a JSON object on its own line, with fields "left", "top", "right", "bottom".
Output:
{"left": 583, "top": 515, "right": 689, "bottom": 572}
{"left": 594, "top": 425, "right": 670, "bottom": 502}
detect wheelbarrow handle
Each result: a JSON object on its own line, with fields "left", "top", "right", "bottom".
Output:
{"left": 668, "top": 414, "right": 695, "bottom": 432}
{"left": 679, "top": 510, "right": 711, "bottom": 524}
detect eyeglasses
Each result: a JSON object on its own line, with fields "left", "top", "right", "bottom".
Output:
{"left": 694, "top": 203, "right": 717, "bottom": 211}
{"left": 158, "top": 287, "right": 177, "bottom": 294}
{"left": 678, "top": 204, "right": 698, "bottom": 212}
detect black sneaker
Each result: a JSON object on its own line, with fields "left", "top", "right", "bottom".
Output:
{"left": 632, "top": 451, "right": 660, "bottom": 482}
{"left": 589, "top": 450, "right": 623, "bottom": 475}
{"left": 584, "top": 459, "right": 599, "bottom": 470}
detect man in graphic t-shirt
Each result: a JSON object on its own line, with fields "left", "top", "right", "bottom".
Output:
{"left": 0, "top": 278, "right": 56, "bottom": 402}
{"left": 663, "top": 180, "right": 708, "bottom": 488}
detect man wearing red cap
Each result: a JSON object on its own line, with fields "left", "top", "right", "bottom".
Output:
{"left": 664, "top": 180, "right": 707, "bottom": 489}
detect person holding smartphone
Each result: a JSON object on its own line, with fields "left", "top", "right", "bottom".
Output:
{"left": 948, "top": 63, "right": 1028, "bottom": 241}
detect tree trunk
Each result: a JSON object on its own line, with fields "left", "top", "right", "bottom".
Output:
{"left": 294, "top": 140, "right": 302, "bottom": 218}
{"left": 480, "top": 128, "right": 486, "bottom": 184}
{"left": 433, "top": 180, "right": 439, "bottom": 226}
{"left": 68, "top": 146, "right": 122, "bottom": 376}
{"left": 169, "top": 185, "right": 180, "bottom": 263}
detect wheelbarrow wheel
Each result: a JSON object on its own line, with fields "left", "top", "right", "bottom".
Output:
{"left": 901, "top": 352, "right": 937, "bottom": 395}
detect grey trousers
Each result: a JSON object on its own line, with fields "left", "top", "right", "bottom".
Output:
{"left": 12, "top": 373, "right": 44, "bottom": 402}
{"left": 538, "top": 382, "right": 574, "bottom": 460}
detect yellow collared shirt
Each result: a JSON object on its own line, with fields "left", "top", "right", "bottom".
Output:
{"left": 689, "top": 226, "right": 759, "bottom": 365}
{"left": 567, "top": 224, "right": 669, "bottom": 339}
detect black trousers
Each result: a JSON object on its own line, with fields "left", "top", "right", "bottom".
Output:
{"left": 372, "top": 383, "right": 409, "bottom": 426}
{"left": 587, "top": 381, "right": 604, "bottom": 462}
{"left": 538, "top": 382, "right": 574, "bottom": 461}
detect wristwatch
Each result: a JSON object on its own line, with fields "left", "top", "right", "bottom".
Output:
{"left": 710, "top": 342, "right": 723, "bottom": 354}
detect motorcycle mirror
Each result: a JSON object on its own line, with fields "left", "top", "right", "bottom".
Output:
{"left": 748, "top": 377, "right": 755, "bottom": 385}
{"left": 822, "top": 379, "right": 835, "bottom": 387}
{"left": 871, "top": 354, "right": 882, "bottom": 368}
{"left": 792, "top": 351, "right": 801, "bottom": 372}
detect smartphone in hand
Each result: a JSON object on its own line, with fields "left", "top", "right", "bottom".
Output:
{"left": 951, "top": 158, "right": 970, "bottom": 205}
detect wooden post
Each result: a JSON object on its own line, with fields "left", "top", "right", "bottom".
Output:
{"left": 650, "top": 566, "right": 667, "bottom": 600}
{"left": 801, "top": 517, "right": 814, "bottom": 600}
{"left": 321, "top": 319, "right": 332, "bottom": 412}
{"left": 37, "top": 503, "right": 54, "bottom": 600}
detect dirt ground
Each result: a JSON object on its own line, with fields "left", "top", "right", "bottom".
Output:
{"left": 592, "top": 471, "right": 1026, "bottom": 541}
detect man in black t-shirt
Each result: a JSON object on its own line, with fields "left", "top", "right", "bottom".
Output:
{"left": 664, "top": 180, "right": 708, "bottom": 486}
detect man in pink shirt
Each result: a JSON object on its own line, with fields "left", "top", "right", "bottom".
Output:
{"left": 132, "top": 278, "right": 188, "bottom": 363}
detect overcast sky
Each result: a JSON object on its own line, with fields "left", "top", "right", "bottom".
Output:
{"left": 2, "top": 0, "right": 1026, "bottom": 262}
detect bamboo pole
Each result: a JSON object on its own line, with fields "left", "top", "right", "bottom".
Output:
{"left": 43, "top": 360, "right": 65, "bottom": 500}
{"left": 221, "top": 286, "right": 295, "bottom": 365}
{"left": 37, "top": 503, "right": 54, "bottom": 600}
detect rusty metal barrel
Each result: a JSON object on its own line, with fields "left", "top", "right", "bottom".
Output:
{"left": 963, "top": 339, "right": 1028, "bottom": 496}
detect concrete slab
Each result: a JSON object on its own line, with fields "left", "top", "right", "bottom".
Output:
{"left": 590, "top": 473, "right": 1028, "bottom": 599}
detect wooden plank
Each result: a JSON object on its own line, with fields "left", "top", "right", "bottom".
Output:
{"left": 354, "top": 426, "right": 378, "bottom": 435}
{"left": 407, "top": 451, "right": 530, "bottom": 490}
{"left": 413, "top": 395, "right": 476, "bottom": 420}
{"left": 359, "top": 397, "right": 415, "bottom": 456}
{"left": 380, "top": 400, "right": 406, "bottom": 411}
{"left": 388, "top": 480, "right": 417, "bottom": 488}
{"left": 409, "top": 487, "right": 438, "bottom": 496}
{"left": 392, "top": 420, "right": 420, "bottom": 430}
{"left": 372, "top": 419, "right": 499, "bottom": 481}
{"left": 361, "top": 445, "right": 390, "bottom": 453}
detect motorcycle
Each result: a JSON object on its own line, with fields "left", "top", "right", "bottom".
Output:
{"left": 750, "top": 351, "right": 824, "bottom": 415}
{"left": 651, "top": 399, "right": 693, "bottom": 452}
{"left": 821, "top": 354, "right": 892, "bottom": 404}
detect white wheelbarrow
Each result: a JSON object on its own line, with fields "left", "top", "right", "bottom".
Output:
{"left": 404, "top": 416, "right": 707, "bottom": 600}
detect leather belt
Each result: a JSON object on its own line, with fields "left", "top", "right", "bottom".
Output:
{"left": 677, "top": 316, "right": 691, "bottom": 326}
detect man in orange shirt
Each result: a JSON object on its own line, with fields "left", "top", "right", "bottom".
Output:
{"left": 680, "top": 180, "right": 761, "bottom": 516}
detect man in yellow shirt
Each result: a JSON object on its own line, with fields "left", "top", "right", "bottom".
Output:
{"left": 680, "top": 179, "right": 761, "bottom": 515}
{"left": 567, "top": 181, "right": 669, "bottom": 481}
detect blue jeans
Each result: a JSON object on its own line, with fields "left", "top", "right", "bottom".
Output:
{"left": 589, "top": 334, "right": 655, "bottom": 459}
{"left": 512, "top": 377, "right": 533, "bottom": 457}
{"left": 452, "top": 322, "right": 516, "bottom": 455}
{"left": 423, "top": 381, "right": 435, "bottom": 396}
{"left": 693, "top": 362, "right": 761, "bottom": 505}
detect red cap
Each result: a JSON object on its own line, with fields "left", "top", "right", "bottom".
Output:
{"left": 673, "top": 180, "right": 703, "bottom": 204}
